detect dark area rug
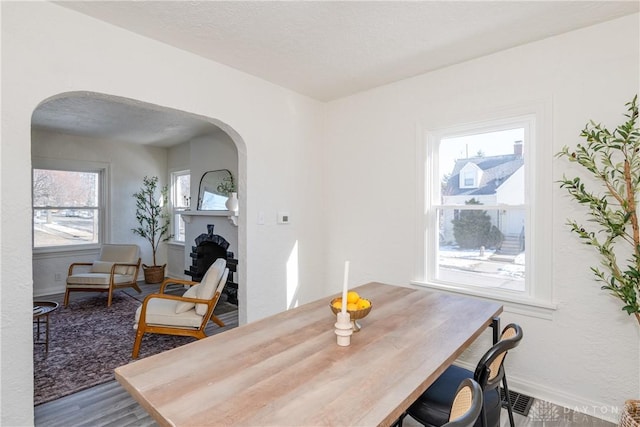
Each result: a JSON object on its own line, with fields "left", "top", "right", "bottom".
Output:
{"left": 34, "top": 292, "right": 236, "bottom": 406}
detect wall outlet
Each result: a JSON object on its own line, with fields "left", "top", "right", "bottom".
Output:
{"left": 54, "top": 273, "right": 62, "bottom": 282}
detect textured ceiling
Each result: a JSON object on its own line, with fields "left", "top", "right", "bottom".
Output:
{"left": 36, "top": 1, "right": 640, "bottom": 146}
{"left": 58, "top": 1, "right": 639, "bottom": 101}
{"left": 32, "top": 94, "right": 223, "bottom": 147}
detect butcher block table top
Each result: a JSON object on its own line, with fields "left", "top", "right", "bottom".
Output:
{"left": 115, "top": 282, "right": 502, "bottom": 427}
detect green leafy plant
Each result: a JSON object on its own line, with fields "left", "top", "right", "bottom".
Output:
{"left": 216, "top": 174, "right": 236, "bottom": 196}
{"left": 557, "top": 95, "right": 640, "bottom": 325}
{"left": 132, "top": 176, "right": 173, "bottom": 267}
{"left": 452, "top": 198, "right": 504, "bottom": 249}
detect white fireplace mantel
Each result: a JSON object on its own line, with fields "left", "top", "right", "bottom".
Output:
{"left": 181, "top": 210, "right": 238, "bottom": 226}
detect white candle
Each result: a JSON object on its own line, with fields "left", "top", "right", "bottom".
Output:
{"left": 341, "top": 260, "right": 350, "bottom": 314}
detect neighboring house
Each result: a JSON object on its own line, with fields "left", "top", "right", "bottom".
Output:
{"left": 441, "top": 141, "right": 524, "bottom": 248}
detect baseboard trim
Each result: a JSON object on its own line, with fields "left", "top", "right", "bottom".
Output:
{"left": 454, "top": 360, "right": 621, "bottom": 424}
{"left": 34, "top": 285, "right": 67, "bottom": 298}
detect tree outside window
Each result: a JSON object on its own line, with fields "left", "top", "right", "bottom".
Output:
{"left": 33, "top": 168, "right": 102, "bottom": 248}
{"left": 429, "top": 125, "right": 527, "bottom": 292}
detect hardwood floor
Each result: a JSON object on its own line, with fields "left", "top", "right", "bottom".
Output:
{"left": 35, "top": 381, "right": 157, "bottom": 427}
{"left": 36, "top": 380, "right": 616, "bottom": 427}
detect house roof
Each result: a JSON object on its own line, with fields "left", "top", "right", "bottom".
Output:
{"left": 443, "top": 154, "right": 523, "bottom": 197}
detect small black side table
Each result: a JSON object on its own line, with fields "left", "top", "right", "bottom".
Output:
{"left": 33, "top": 301, "right": 59, "bottom": 353}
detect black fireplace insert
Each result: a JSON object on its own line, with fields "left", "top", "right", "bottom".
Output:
{"left": 184, "top": 224, "right": 238, "bottom": 305}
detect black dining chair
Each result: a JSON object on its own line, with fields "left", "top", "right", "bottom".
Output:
{"left": 400, "top": 323, "right": 523, "bottom": 427}
{"left": 442, "top": 378, "right": 484, "bottom": 427}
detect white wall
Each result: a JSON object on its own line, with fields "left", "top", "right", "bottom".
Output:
{"left": 31, "top": 129, "right": 169, "bottom": 296}
{"left": 324, "top": 14, "right": 639, "bottom": 422}
{"left": 1, "top": 2, "right": 326, "bottom": 425}
{"left": 189, "top": 131, "right": 238, "bottom": 191}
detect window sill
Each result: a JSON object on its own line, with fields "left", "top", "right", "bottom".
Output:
{"left": 409, "top": 280, "right": 557, "bottom": 320}
{"left": 167, "top": 241, "right": 185, "bottom": 247}
{"left": 33, "top": 245, "right": 101, "bottom": 259}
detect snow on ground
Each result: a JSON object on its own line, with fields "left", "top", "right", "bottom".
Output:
{"left": 439, "top": 246, "right": 525, "bottom": 278}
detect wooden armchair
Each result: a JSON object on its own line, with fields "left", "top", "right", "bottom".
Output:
{"left": 64, "top": 244, "right": 142, "bottom": 307}
{"left": 132, "top": 258, "right": 228, "bottom": 358}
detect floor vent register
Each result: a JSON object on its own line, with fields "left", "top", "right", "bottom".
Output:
{"left": 500, "top": 388, "right": 534, "bottom": 417}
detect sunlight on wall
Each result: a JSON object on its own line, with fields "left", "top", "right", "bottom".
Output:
{"left": 287, "top": 240, "right": 300, "bottom": 309}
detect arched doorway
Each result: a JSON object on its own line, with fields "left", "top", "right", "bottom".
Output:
{"left": 31, "top": 90, "right": 247, "bottom": 323}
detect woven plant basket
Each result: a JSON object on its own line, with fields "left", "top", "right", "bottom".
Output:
{"left": 620, "top": 400, "right": 640, "bottom": 427}
{"left": 143, "top": 264, "right": 165, "bottom": 284}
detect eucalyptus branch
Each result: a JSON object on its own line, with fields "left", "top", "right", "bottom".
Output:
{"left": 557, "top": 95, "right": 640, "bottom": 325}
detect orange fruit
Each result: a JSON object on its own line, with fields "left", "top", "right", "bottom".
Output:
{"left": 332, "top": 300, "right": 342, "bottom": 310}
{"left": 347, "top": 302, "right": 359, "bottom": 312}
{"left": 346, "top": 291, "right": 360, "bottom": 304}
{"left": 357, "top": 299, "right": 371, "bottom": 309}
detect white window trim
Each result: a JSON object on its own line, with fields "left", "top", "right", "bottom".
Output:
{"left": 32, "top": 157, "right": 109, "bottom": 254}
{"left": 170, "top": 169, "right": 190, "bottom": 244}
{"left": 413, "top": 99, "right": 556, "bottom": 319}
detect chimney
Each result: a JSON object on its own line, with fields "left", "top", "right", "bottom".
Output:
{"left": 514, "top": 140, "right": 523, "bottom": 157}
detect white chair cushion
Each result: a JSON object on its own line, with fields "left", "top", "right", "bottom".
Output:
{"left": 91, "top": 260, "right": 132, "bottom": 275}
{"left": 135, "top": 298, "right": 203, "bottom": 329}
{"left": 175, "top": 285, "right": 199, "bottom": 314}
{"left": 91, "top": 261, "right": 115, "bottom": 273}
{"left": 196, "top": 258, "right": 226, "bottom": 315}
{"left": 100, "top": 244, "right": 139, "bottom": 262}
{"left": 217, "top": 268, "right": 230, "bottom": 294}
{"left": 194, "top": 268, "right": 229, "bottom": 315}
{"left": 99, "top": 244, "right": 140, "bottom": 274}
{"left": 67, "top": 273, "right": 134, "bottom": 287}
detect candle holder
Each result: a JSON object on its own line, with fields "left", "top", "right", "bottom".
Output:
{"left": 330, "top": 298, "right": 372, "bottom": 332}
{"left": 334, "top": 312, "right": 353, "bottom": 346}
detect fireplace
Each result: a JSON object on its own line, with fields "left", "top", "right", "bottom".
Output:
{"left": 184, "top": 224, "right": 238, "bottom": 305}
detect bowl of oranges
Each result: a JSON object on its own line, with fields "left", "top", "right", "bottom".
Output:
{"left": 330, "top": 291, "right": 372, "bottom": 332}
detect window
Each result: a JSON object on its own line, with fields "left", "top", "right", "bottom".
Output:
{"left": 437, "top": 127, "right": 526, "bottom": 291}
{"left": 460, "top": 164, "right": 481, "bottom": 188}
{"left": 171, "top": 170, "right": 190, "bottom": 242}
{"left": 33, "top": 167, "right": 104, "bottom": 249}
{"left": 463, "top": 173, "right": 475, "bottom": 187}
{"left": 415, "top": 104, "right": 553, "bottom": 312}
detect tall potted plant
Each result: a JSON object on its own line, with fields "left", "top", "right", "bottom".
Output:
{"left": 557, "top": 95, "right": 640, "bottom": 326}
{"left": 132, "top": 176, "right": 173, "bottom": 284}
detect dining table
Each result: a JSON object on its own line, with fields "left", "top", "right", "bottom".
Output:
{"left": 115, "top": 282, "right": 503, "bottom": 427}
